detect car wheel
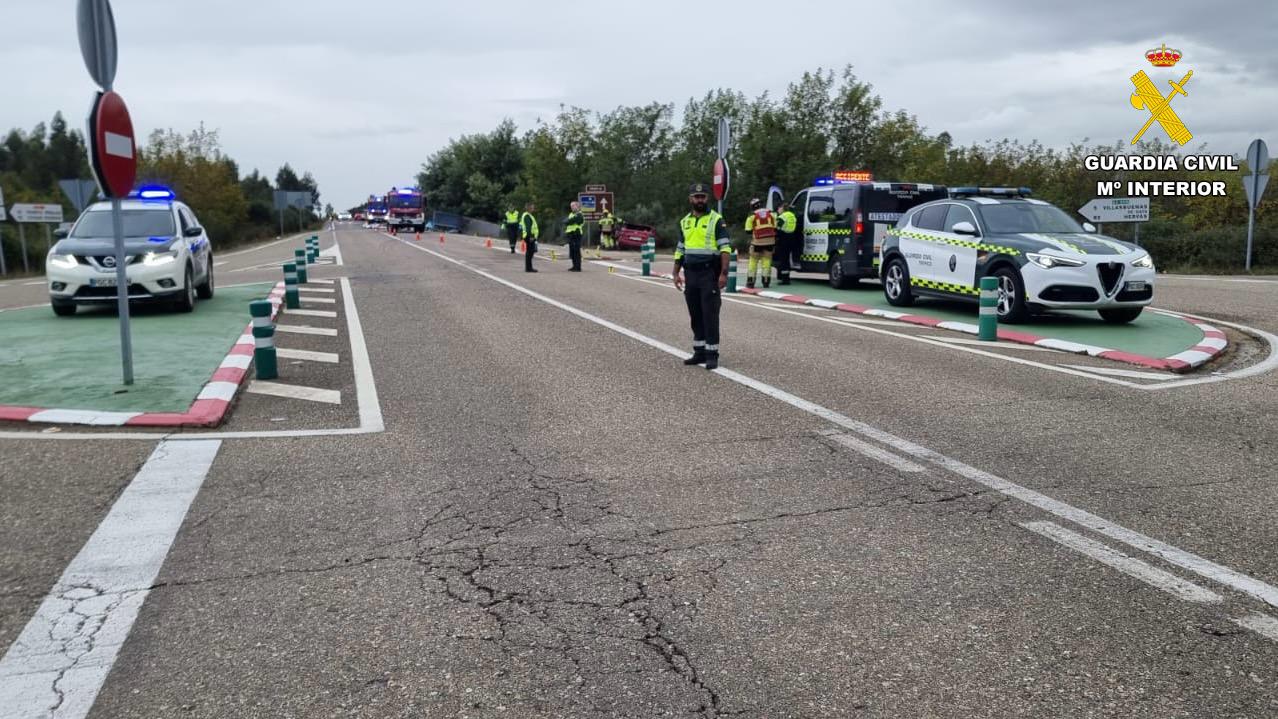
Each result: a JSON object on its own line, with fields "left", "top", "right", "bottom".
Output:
{"left": 197, "top": 258, "right": 215, "bottom": 300}
{"left": 883, "top": 257, "right": 914, "bottom": 307}
{"left": 174, "top": 265, "right": 196, "bottom": 313}
{"left": 828, "top": 257, "right": 858, "bottom": 289}
{"left": 992, "top": 267, "right": 1029, "bottom": 323}
{"left": 1098, "top": 307, "right": 1143, "bottom": 324}
{"left": 51, "top": 300, "right": 76, "bottom": 317}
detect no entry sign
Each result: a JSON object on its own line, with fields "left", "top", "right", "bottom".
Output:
{"left": 88, "top": 90, "right": 137, "bottom": 199}
{"left": 712, "top": 157, "right": 729, "bottom": 202}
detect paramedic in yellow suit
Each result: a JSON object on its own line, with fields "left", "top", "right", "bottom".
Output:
{"left": 743, "top": 198, "right": 777, "bottom": 289}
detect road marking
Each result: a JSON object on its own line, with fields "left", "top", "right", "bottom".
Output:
{"left": 309, "top": 278, "right": 336, "bottom": 285}
{"left": 299, "top": 287, "right": 336, "bottom": 294}
{"left": 247, "top": 380, "right": 341, "bottom": 404}
{"left": 26, "top": 409, "right": 141, "bottom": 425}
{"left": 276, "top": 347, "right": 340, "bottom": 363}
{"left": 1021, "top": 521, "right": 1222, "bottom": 604}
{"left": 23, "top": 280, "right": 45, "bottom": 286}
{"left": 395, "top": 234, "right": 1278, "bottom": 611}
{"left": 1232, "top": 613, "right": 1278, "bottom": 641}
{"left": 1062, "top": 364, "right": 1178, "bottom": 380}
{"left": 300, "top": 297, "right": 336, "bottom": 305}
{"left": 285, "top": 308, "right": 337, "bottom": 318}
{"left": 276, "top": 324, "right": 338, "bottom": 336}
{"left": 0, "top": 440, "right": 221, "bottom": 719}
{"left": 821, "top": 429, "right": 926, "bottom": 473}
{"left": 217, "top": 233, "right": 309, "bottom": 260}
{"left": 925, "top": 335, "right": 1057, "bottom": 352}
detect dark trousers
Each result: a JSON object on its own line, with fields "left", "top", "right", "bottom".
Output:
{"left": 566, "top": 234, "right": 582, "bottom": 269}
{"left": 774, "top": 233, "right": 801, "bottom": 275}
{"left": 683, "top": 263, "right": 722, "bottom": 353}
{"left": 524, "top": 240, "right": 537, "bottom": 270}
{"left": 506, "top": 224, "right": 519, "bottom": 249}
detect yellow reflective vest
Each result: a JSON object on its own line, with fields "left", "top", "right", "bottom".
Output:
{"left": 674, "top": 211, "right": 730, "bottom": 265}
{"left": 520, "top": 212, "right": 539, "bottom": 240}
{"left": 505, "top": 210, "right": 520, "bottom": 225}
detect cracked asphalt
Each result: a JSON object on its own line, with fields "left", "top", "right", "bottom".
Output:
{"left": 3, "top": 227, "right": 1278, "bottom": 717}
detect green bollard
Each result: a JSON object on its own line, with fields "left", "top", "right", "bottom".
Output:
{"left": 642, "top": 239, "right": 653, "bottom": 277}
{"left": 308, "top": 237, "right": 319, "bottom": 263}
{"left": 249, "top": 299, "right": 278, "bottom": 380}
{"left": 727, "top": 250, "right": 738, "bottom": 293}
{"left": 283, "top": 262, "right": 301, "bottom": 309}
{"left": 979, "top": 276, "right": 998, "bottom": 341}
{"left": 294, "top": 250, "right": 309, "bottom": 283}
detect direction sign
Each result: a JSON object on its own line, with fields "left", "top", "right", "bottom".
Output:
{"left": 9, "top": 204, "right": 66, "bottom": 224}
{"left": 713, "top": 157, "right": 729, "bottom": 202}
{"left": 584, "top": 184, "right": 607, "bottom": 193}
{"left": 273, "top": 190, "right": 314, "bottom": 211}
{"left": 1078, "top": 197, "right": 1149, "bottom": 223}
{"left": 88, "top": 91, "right": 137, "bottom": 199}
{"left": 77, "top": 0, "right": 118, "bottom": 90}
{"left": 59, "top": 179, "right": 100, "bottom": 211}
{"left": 577, "top": 192, "right": 614, "bottom": 220}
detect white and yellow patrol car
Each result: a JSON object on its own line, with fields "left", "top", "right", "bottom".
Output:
{"left": 880, "top": 187, "right": 1156, "bottom": 323}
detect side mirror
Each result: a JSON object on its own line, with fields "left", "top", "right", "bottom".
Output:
{"left": 54, "top": 228, "right": 69, "bottom": 239}
{"left": 183, "top": 226, "right": 203, "bottom": 237}
{"left": 952, "top": 221, "right": 979, "bottom": 237}
{"left": 1082, "top": 222, "right": 1097, "bottom": 233}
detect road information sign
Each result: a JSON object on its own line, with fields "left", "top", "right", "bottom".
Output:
{"left": 8, "top": 203, "right": 66, "bottom": 224}
{"left": 1078, "top": 197, "right": 1150, "bottom": 223}
{"left": 577, "top": 191, "right": 614, "bottom": 221}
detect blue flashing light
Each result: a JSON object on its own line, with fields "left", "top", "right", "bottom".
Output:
{"left": 395, "top": 188, "right": 418, "bottom": 195}
{"left": 131, "top": 185, "right": 176, "bottom": 201}
{"left": 813, "top": 176, "right": 860, "bottom": 187}
{"left": 147, "top": 236, "right": 170, "bottom": 243}
{"left": 950, "top": 186, "right": 1033, "bottom": 197}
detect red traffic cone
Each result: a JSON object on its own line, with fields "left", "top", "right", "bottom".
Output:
{"left": 415, "top": 231, "right": 421, "bottom": 241}
{"left": 439, "top": 233, "right": 446, "bottom": 243}
{"left": 485, "top": 238, "right": 493, "bottom": 248}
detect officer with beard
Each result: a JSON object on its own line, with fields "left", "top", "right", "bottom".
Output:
{"left": 672, "top": 183, "right": 732, "bottom": 370}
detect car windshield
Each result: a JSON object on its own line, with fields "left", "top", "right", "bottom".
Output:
{"left": 388, "top": 194, "right": 422, "bottom": 209}
{"left": 979, "top": 203, "right": 1084, "bottom": 234}
{"left": 71, "top": 208, "right": 175, "bottom": 238}
{"left": 368, "top": 203, "right": 386, "bottom": 212}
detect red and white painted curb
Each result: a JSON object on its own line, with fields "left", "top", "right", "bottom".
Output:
{"left": 0, "top": 282, "right": 286, "bottom": 428}
{"left": 738, "top": 287, "right": 1226, "bottom": 373}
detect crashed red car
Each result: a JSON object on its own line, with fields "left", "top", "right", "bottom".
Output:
{"left": 615, "top": 222, "right": 659, "bottom": 250}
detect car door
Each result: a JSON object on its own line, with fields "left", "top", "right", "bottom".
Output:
{"left": 802, "top": 189, "right": 834, "bottom": 271}
{"left": 179, "top": 207, "right": 209, "bottom": 279}
{"left": 902, "top": 203, "right": 948, "bottom": 287}
{"left": 934, "top": 204, "right": 982, "bottom": 294}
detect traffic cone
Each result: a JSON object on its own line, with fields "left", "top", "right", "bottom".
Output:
{"left": 485, "top": 238, "right": 493, "bottom": 248}
{"left": 439, "top": 233, "right": 445, "bottom": 244}
{"left": 519, "top": 240, "right": 526, "bottom": 253}
{"left": 415, "top": 231, "right": 421, "bottom": 241}
{"left": 550, "top": 250, "right": 557, "bottom": 261}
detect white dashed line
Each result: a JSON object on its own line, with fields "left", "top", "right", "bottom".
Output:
{"left": 821, "top": 429, "right": 926, "bottom": 473}
{"left": 275, "top": 324, "right": 338, "bottom": 337}
{"left": 246, "top": 380, "right": 341, "bottom": 404}
{"left": 1232, "top": 613, "right": 1278, "bottom": 641}
{"left": 276, "top": 348, "right": 340, "bottom": 363}
{"left": 299, "top": 297, "right": 336, "bottom": 304}
{"left": 285, "top": 309, "right": 338, "bottom": 318}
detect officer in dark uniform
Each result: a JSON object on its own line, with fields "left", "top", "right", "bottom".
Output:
{"left": 564, "top": 201, "right": 584, "bottom": 271}
{"left": 672, "top": 183, "right": 731, "bottom": 370}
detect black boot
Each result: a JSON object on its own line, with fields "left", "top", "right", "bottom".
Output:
{"left": 762, "top": 277, "right": 771, "bottom": 289}
{"left": 778, "top": 273, "right": 791, "bottom": 286}
{"left": 704, "top": 353, "right": 719, "bottom": 370}
{"left": 683, "top": 350, "right": 706, "bottom": 366}
{"left": 746, "top": 278, "right": 755, "bottom": 289}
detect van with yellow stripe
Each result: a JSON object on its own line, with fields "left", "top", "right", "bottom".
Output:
{"left": 788, "top": 179, "right": 947, "bottom": 288}
{"left": 880, "top": 187, "right": 1156, "bottom": 323}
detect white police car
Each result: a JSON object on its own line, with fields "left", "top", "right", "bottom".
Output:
{"left": 880, "top": 187, "right": 1156, "bottom": 323}
{"left": 46, "top": 187, "right": 214, "bottom": 316}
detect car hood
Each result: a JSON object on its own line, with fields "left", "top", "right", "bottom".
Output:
{"left": 54, "top": 236, "right": 178, "bottom": 256}
{"left": 1007, "top": 232, "right": 1139, "bottom": 257}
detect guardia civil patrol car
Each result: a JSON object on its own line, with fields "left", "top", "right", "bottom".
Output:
{"left": 880, "top": 187, "right": 1155, "bottom": 323}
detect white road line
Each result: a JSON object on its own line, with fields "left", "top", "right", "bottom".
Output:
{"left": 821, "top": 430, "right": 926, "bottom": 473}
{"left": 246, "top": 380, "right": 341, "bottom": 405}
{"left": 1021, "top": 521, "right": 1223, "bottom": 604}
{"left": 276, "top": 324, "right": 338, "bottom": 336}
{"left": 299, "top": 287, "right": 336, "bottom": 294}
{"left": 217, "top": 233, "right": 307, "bottom": 260}
{"left": 0, "top": 440, "right": 221, "bottom": 719}
{"left": 309, "top": 278, "right": 336, "bottom": 285}
{"left": 394, "top": 234, "right": 1278, "bottom": 610}
{"left": 23, "top": 280, "right": 45, "bottom": 286}
{"left": 213, "top": 261, "right": 227, "bottom": 267}
{"left": 299, "top": 297, "right": 336, "bottom": 305}
{"left": 276, "top": 347, "right": 340, "bottom": 363}
{"left": 1232, "top": 613, "right": 1278, "bottom": 641}
{"left": 26, "top": 409, "right": 141, "bottom": 426}
{"left": 284, "top": 308, "right": 337, "bottom": 318}
{"left": 925, "top": 335, "right": 1057, "bottom": 352}
{"left": 1062, "top": 364, "right": 1178, "bottom": 380}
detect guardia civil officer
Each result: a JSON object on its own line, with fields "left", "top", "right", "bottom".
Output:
{"left": 564, "top": 201, "right": 584, "bottom": 271}
{"left": 521, "top": 203, "right": 539, "bottom": 272}
{"left": 503, "top": 207, "right": 521, "bottom": 253}
{"left": 774, "top": 202, "right": 799, "bottom": 285}
{"left": 672, "top": 183, "right": 731, "bottom": 370}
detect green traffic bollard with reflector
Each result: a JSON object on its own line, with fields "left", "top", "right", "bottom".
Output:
{"left": 979, "top": 276, "right": 998, "bottom": 341}
{"left": 249, "top": 299, "right": 278, "bottom": 380}
{"left": 283, "top": 262, "right": 300, "bottom": 310}
{"left": 294, "top": 250, "right": 309, "bottom": 283}
{"left": 727, "top": 250, "right": 738, "bottom": 293}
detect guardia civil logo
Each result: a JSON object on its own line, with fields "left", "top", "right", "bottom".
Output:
{"left": 1129, "top": 44, "right": 1193, "bottom": 146}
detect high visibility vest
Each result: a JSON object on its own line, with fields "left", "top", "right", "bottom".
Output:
{"left": 565, "top": 212, "right": 583, "bottom": 235}
{"left": 746, "top": 209, "right": 777, "bottom": 240}
{"left": 505, "top": 210, "right": 520, "bottom": 225}
{"left": 521, "top": 212, "right": 539, "bottom": 239}
{"left": 675, "top": 211, "right": 728, "bottom": 263}
{"left": 599, "top": 215, "right": 615, "bottom": 233}
{"left": 778, "top": 210, "right": 797, "bottom": 234}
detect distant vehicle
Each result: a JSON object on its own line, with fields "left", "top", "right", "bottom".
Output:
{"left": 386, "top": 187, "right": 426, "bottom": 233}
{"left": 615, "top": 222, "right": 657, "bottom": 250}
{"left": 429, "top": 210, "right": 463, "bottom": 232}
{"left": 881, "top": 187, "right": 1155, "bottom": 323}
{"left": 366, "top": 195, "right": 388, "bottom": 225}
{"left": 789, "top": 178, "right": 948, "bottom": 289}
{"left": 353, "top": 211, "right": 365, "bottom": 221}
{"left": 45, "top": 186, "right": 214, "bottom": 316}
{"left": 337, "top": 212, "right": 352, "bottom": 221}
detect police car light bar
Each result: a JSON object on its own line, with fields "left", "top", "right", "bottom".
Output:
{"left": 130, "top": 185, "right": 176, "bottom": 200}
{"left": 813, "top": 176, "right": 865, "bottom": 186}
{"left": 950, "top": 186, "right": 1033, "bottom": 198}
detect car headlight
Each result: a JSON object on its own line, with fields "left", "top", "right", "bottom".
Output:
{"left": 1131, "top": 253, "right": 1154, "bottom": 269}
{"left": 48, "top": 253, "right": 79, "bottom": 269}
{"left": 143, "top": 250, "right": 178, "bottom": 267}
{"left": 1026, "top": 252, "right": 1086, "bottom": 269}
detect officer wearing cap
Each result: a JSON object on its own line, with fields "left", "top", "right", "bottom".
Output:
{"left": 673, "top": 183, "right": 732, "bottom": 370}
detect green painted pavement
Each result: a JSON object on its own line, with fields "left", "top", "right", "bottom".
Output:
{"left": 769, "top": 279, "right": 1203, "bottom": 359}
{"left": 0, "top": 284, "right": 273, "bottom": 413}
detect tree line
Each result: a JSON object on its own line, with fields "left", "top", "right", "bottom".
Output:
{"left": 416, "top": 65, "right": 1275, "bottom": 272}
{"left": 0, "top": 112, "right": 325, "bottom": 274}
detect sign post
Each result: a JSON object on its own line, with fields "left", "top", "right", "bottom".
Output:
{"left": 1243, "top": 139, "right": 1270, "bottom": 272}
{"left": 9, "top": 204, "right": 66, "bottom": 273}
{"left": 715, "top": 118, "right": 731, "bottom": 215}
{"left": 0, "top": 187, "right": 6, "bottom": 276}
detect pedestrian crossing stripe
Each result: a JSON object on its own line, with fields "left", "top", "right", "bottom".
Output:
{"left": 888, "top": 228, "right": 1021, "bottom": 256}
{"left": 911, "top": 277, "right": 979, "bottom": 295}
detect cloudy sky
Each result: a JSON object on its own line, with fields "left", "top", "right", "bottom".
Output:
{"left": 4, "top": 0, "right": 1276, "bottom": 209}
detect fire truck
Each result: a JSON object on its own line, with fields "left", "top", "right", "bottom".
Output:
{"left": 366, "top": 195, "right": 388, "bottom": 225}
{"left": 386, "top": 187, "right": 427, "bottom": 233}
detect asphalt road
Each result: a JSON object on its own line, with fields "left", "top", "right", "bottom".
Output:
{"left": 2, "top": 224, "right": 1277, "bottom": 718}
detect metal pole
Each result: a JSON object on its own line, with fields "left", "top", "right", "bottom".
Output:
{"left": 1246, "top": 206, "right": 1256, "bottom": 272}
{"left": 0, "top": 225, "right": 7, "bottom": 275}
{"left": 111, "top": 198, "right": 134, "bottom": 385}
{"left": 279, "top": 208, "right": 284, "bottom": 238}
{"left": 44, "top": 223, "right": 53, "bottom": 254}
{"left": 1133, "top": 222, "right": 1140, "bottom": 247}
{"left": 18, "top": 223, "right": 28, "bottom": 273}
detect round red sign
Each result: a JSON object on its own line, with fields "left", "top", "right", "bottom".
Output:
{"left": 712, "top": 157, "right": 729, "bottom": 201}
{"left": 89, "top": 91, "right": 137, "bottom": 199}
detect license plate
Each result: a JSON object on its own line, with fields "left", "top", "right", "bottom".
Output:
{"left": 1125, "top": 280, "right": 1147, "bottom": 291}
{"left": 90, "top": 278, "right": 117, "bottom": 288}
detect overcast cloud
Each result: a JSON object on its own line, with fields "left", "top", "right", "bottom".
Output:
{"left": 4, "top": 0, "right": 1276, "bottom": 209}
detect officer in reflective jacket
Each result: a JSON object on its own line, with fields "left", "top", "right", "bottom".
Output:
{"left": 504, "top": 208, "right": 521, "bottom": 253}
{"left": 521, "top": 203, "right": 539, "bottom": 273}
{"left": 672, "top": 183, "right": 732, "bottom": 370}
{"left": 564, "top": 201, "right": 584, "bottom": 271}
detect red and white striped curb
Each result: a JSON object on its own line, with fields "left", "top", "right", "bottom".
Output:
{"left": 0, "top": 282, "right": 286, "bottom": 428}
{"left": 738, "top": 288, "right": 1226, "bottom": 374}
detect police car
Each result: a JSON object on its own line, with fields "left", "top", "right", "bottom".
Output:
{"left": 788, "top": 178, "right": 948, "bottom": 288}
{"left": 879, "top": 187, "right": 1155, "bottom": 323}
{"left": 46, "top": 186, "right": 215, "bottom": 316}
